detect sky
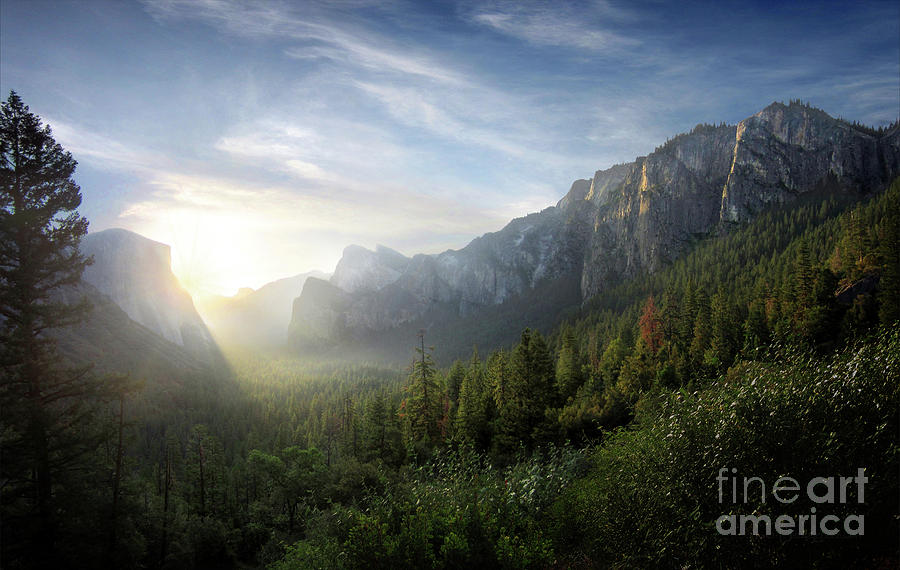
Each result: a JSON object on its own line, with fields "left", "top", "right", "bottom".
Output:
{"left": 1, "top": 0, "right": 898, "bottom": 297}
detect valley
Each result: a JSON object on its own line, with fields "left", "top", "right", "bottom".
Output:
{"left": 3, "top": 91, "right": 899, "bottom": 569}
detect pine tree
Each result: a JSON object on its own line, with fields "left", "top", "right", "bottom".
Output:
{"left": 708, "top": 290, "right": 738, "bottom": 369}
{"left": 402, "top": 331, "right": 441, "bottom": 445}
{"left": 0, "top": 91, "right": 114, "bottom": 567}
{"left": 455, "top": 348, "right": 491, "bottom": 449}
{"left": 444, "top": 359, "right": 466, "bottom": 438}
{"left": 689, "top": 289, "right": 711, "bottom": 369}
{"left": 877, "top": 179, "right": 900, "bottom": 325}
{"left": 365, "top": 391, "right": 389, "bottom": 460}
{"left": 555, "top": 327, "right": 585, "bottom": 402}
{"left": 742, "top": 297, "right": 769, "bottom": 355}
{"left": 505, "top": 329, "right": 556, "bottom": 448}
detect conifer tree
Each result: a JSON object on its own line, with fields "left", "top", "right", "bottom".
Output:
{"left": 708, "top": 290, "right": 737, "bottom": 368}
{"left": 365, "top": 391, "right": 389, "bottom": 460}
{"left": 0, "top": 91, "right": 114, "bottom": 566}
{"left": 444, "top": 359, "right": 466, "bottom": 437}
{"left": 689, "top": 289, "right": 711, "bottom": 369}
{"left": 402, "top": 331, "right": 441, "bottom": 445}
{"left": 877, "top": 179, "right": 900, "bottom": 325}
{"left": 503, "top": 329, "right": 555, "bottom": 448}
{"left": 555, "top": 327, "right": 585, "bottom": 402}
{"left": 455, "top": 348, "right": 491, "bottom": 449}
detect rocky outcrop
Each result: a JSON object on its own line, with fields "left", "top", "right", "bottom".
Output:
{"left": 80, "top": 228, "right": 218, "bottom": 362}
{"left": 579, "top": 103, "right": 899, "bottom": 298}
{"left": 199, "top": 270, "right": 328, "bottom": 348}
{"left": 720, "top": 103, "right": 891, "bottom": 222}
{"left": 331, "top": 245, "right": 409, "bottom": 293}
{"left": 289, "top": 203, "right": 593, "bottom": 346}
{"left": 53, "top": 280, "right": 213, "bottom": 380}
{"left": 290, "top": 102, "right": 900, "bottom": 353}
{"left": 579, "top": 123, "right": 739, "bottom": 295}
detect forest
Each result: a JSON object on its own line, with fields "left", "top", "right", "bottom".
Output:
{"left": 2, "top": 91, "right": 898, "bottom": 569}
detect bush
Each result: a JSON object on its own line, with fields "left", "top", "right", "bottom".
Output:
{"left": 273, "top": 444, "right": 588, "bottom": 569}
{"left": 551, "top": 328, "right": 900, "bottom": 568}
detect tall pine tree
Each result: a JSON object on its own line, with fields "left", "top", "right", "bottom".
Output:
{"left": 402, "top": 331, "right": 441, "bottom": 447}
{"left": 0, "top": 91, "right": 113, "bottom": 567}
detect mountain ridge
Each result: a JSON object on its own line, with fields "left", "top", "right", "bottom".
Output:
{"left": 199, "top": 269, "right": 328, "bottom": 348}
{"left": 289, "top": 101, "right": 900, "bottom": 358}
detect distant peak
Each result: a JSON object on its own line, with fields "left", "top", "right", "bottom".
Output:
{"left": 233, "top": 287, "right": 255, "bottom": 299}
{"left": 86, "top": 227, "right": 170, "bottom": 250}
{"left": 756, "top": 99, "right": 832, "bottom": 120}
{"left": 375, "top": 244, "right": 409, "bottom": 261}
{"left": 342, "top": 244, "right": 371, "bottom": 256}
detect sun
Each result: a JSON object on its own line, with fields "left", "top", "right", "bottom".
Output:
{"left": 134, "top": 209, "right": 259, "bottom": 300}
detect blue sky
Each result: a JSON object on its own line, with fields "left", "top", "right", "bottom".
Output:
{"left": 2, "top": 0, "right": 898, "bottom": 296}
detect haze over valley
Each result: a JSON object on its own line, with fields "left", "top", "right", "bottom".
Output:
{"left": 2, "top": 1, "right": 899, "bottom": 568}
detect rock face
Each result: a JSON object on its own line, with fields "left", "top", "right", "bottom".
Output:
{"left": 80, "top": 228, "right": 218, "bottom": 361}
{"left": 331, "top": 245, "right": 409, "bottom": 294}
{"left": 289, "top": 102, "right": 900, "bottom": 353}
{"left": 53, "top": 280, "right": 216, "bottom": 381}
{"left": 289, "top": 203, "right": 592, "bottom": 348}
{"left": 200, "top": 270, "right": 328, "bottom": 348}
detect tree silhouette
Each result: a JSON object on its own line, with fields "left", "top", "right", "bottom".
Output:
{"left": 0, "top": 91, "right": 110, "bottom": 566}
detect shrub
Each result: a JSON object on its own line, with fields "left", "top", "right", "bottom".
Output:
{"left": 551, "top": 329, "right": 900, "bottom": 568}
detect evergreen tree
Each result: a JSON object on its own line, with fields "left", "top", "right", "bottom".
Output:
{"left": 555, "top": 327, "right": 585, "bottom": 402}
{"left": 364, "top": 391, "right": 389, "bottom": 460}
{"left": 488, "top": 349, "right": 510, "bottom": 415}
{"left": 402, "top": 331, "right": 441, "bottom": 446}
{"left": 688, "top": 289, "right": 711, "bottom": 370}
{"left": 0, "top": 91, "right": 116, "bottom": 567}
{"left": 708, "top": 290, "right": 737, "bottom": 369}
{"left": 794, "top": 239, "right": 815, "bottom": 309}
{"left": 502, "top": 329, "right": 556, "bottom": 449}
{"left": 455, "top": 349, "right": 492, "bottom": 449}
{"left": 877, "top": 179, "right": 900, "bottom": 325}
{"left": 742, "top": 297, "right": 769, "bottom": 356}
{"left": 444, "top": 359, "right": 466, "bottom": 438}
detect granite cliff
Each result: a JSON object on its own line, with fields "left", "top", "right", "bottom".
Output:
{"left": 198, "top": 270, "right": 327, "bottom": 349}
{"left": 80, "top": 228, "right": 220, "bottom": 363}
{"left": 289, "top": 102, "right": 900, "bottom": 356}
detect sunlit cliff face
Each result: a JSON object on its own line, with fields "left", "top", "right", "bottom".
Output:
{"left": 144, "top": 210, "right": 255, "bottom": 300}
{"left": 128, "top": 207, "right": 337, "bottom": 301}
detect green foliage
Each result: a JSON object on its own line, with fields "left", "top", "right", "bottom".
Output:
{"left": 555, "top": 327, "right": 585, "bottom": 402}
{"left": 273, "top": 445, "right": 588, "bottom": 570}
{"left": 0, "top": 91, "right": 134, "bottom": 568}
{"left": 551, "top": 329, "right": 900, "bottom": 568}
{"left": 9, "top": 88, "right": 897, "bottom": 568}
{"left": 455, "top": 350, "right": 493, "bottom": 450}
{"left": 402, "top": 334, "right": 443, "bottom": 449}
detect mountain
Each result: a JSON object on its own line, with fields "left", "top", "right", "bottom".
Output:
{"left": 198, "top": 270, "right": 328, "bottom": 348}
{"left": 578, "top": 102, "right": 900, "bottom": 298}
{"left": 289, "top": 102, "right": 900, "bottom": 360}
{"left": 49, "top": 228, "right": 233, "bottom": 398}
{"left": 79, "top": 228, "right": 220, "bottom": 364}
{"left": 53, "top": 280, "right": 217, "bottom": 383}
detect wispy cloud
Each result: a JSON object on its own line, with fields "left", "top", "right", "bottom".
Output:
{"left": 143, "top": 0, "right": 463, "bottom": 84}
{"left": 464, "top": 0, "right": 639, "bottom": 51}
{"left": 353, "top": 81, "right": 533, "bottom": 158}
{"left": 47, "top": 119, "right": 163, "bottom": 171}
{"left": 7, "top": 0, "right": 892, "bottom": 295}
{"left": 52, "top": 117, "right": 517, "bottom": 291}
{"left": 141, "top": 0, "right": 602, "bottom": 178}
